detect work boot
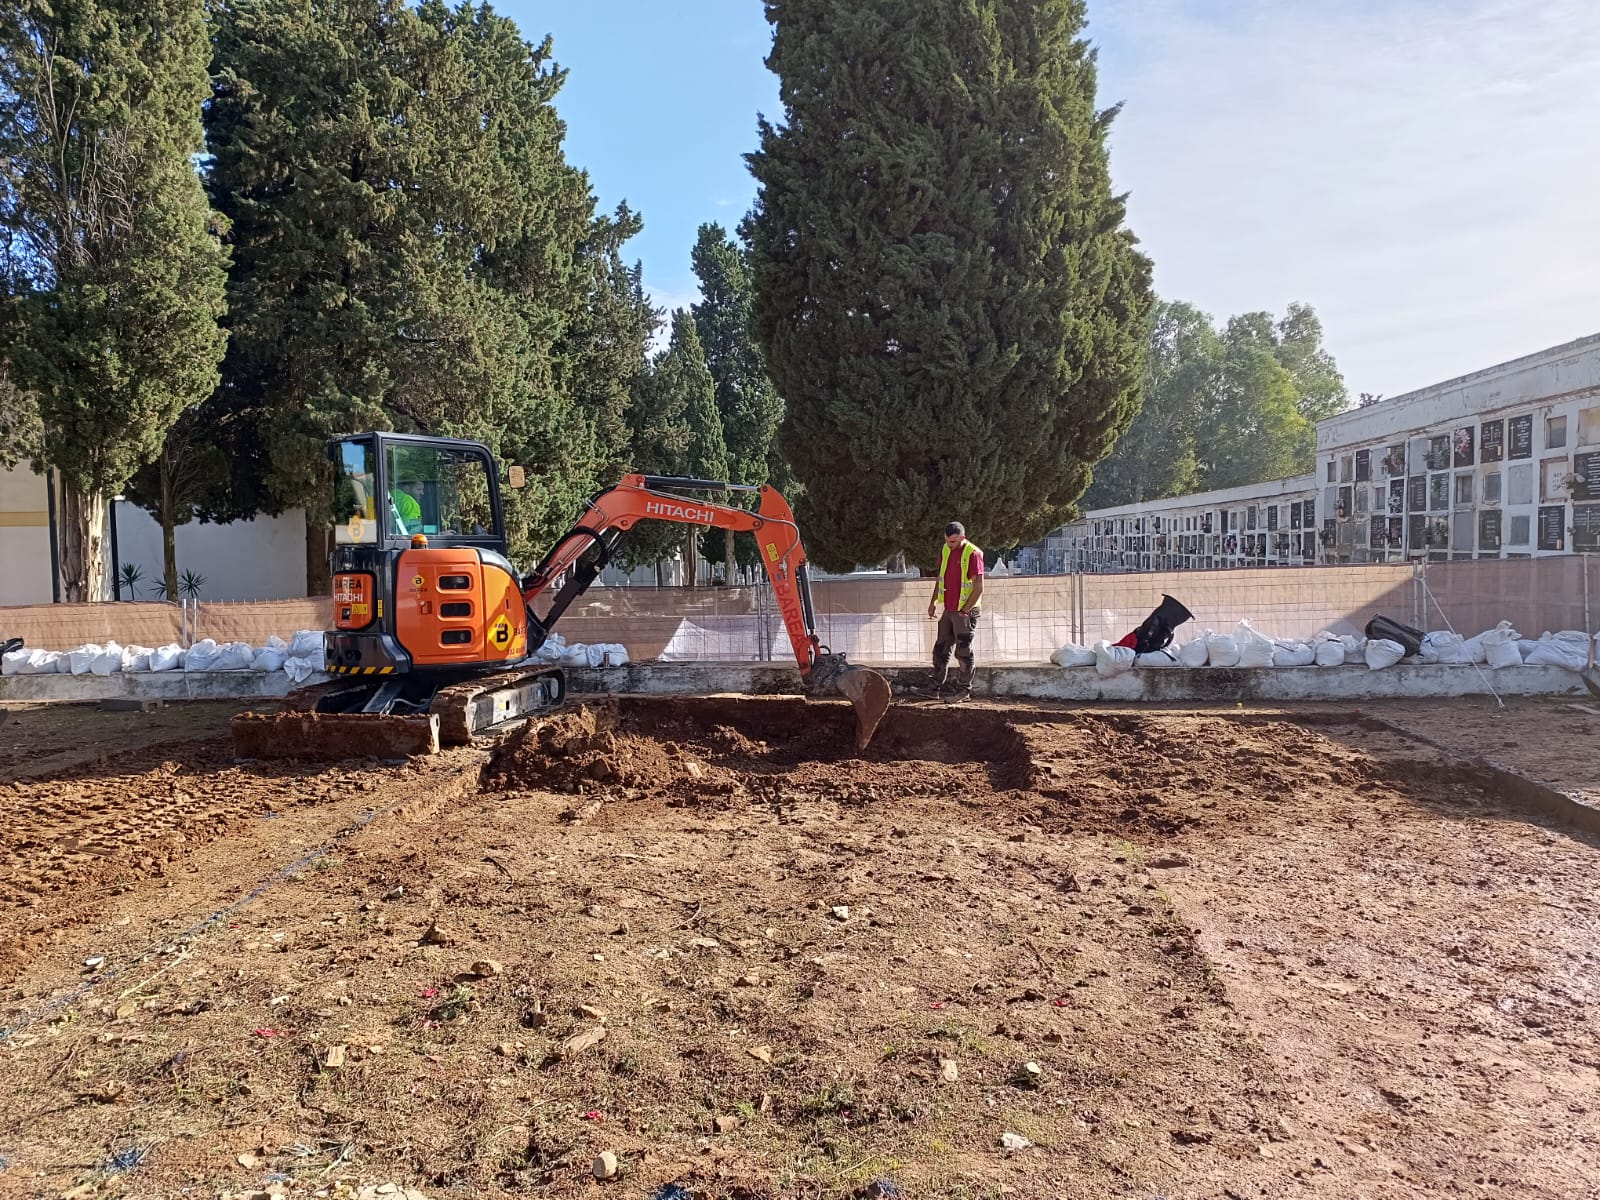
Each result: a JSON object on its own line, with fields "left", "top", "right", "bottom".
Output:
{"left": 944, "top": 687, "right": 972, "bottom": 704}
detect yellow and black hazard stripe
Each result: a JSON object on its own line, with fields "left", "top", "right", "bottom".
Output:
{"left": 328, "top": 664, "right": 396, "bottom": 676}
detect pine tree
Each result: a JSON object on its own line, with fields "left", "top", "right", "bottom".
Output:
{"left": 690, "top": 222, "right": 782, "bottom": 578}
{"left": 203, "top": 0, "right": 597, "bottom": 583}
{"left": 744, "top": 0, "right": 1153, "bottom": 571}
{"left": 0, "top": 0, "right": 228, "bottom": 600}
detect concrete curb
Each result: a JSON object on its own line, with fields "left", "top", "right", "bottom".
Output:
{"left": 562, "top": 661, "right": 1582, "bottom": 703}
{"left": 1, "top": 661, "right": 1582, "bottom": 704}
{"left": 0, "top": 670, "right": 321, "bottom": 702}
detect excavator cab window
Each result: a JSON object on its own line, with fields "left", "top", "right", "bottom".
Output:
{"left": 385, "top": 443, "right": 495, "bottom": 539}
{"left": 332, "top": 438, "right": 379, "bottom": 545}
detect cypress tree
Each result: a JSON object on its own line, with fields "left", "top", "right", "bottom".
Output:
{"left": 622, "top": 311, "right": 727, "bottom": 580}
{"left": 744, "top": 0, "right": 1152, "bottom": 571}
{"left": 690, "top": 222, "right": 782, "bottom": 578}
{"left": 0, "top": 0, "right": 228, "bottom": 600}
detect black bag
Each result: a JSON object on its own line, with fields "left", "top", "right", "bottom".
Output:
{"left": 0, "top": 637, "right": 21, "bottom": 658}
{"left": 1128, "top": 594, "right": 1194, "bottom": 654}
{"left": 1365, "top": 615, "right": 1423, "bottom": 657}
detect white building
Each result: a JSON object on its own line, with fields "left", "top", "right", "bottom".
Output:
{"left": 1040, "top": 332, "right": 1600, "bottom": 572}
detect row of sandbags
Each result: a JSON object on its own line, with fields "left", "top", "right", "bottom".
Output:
{"left": 2, "top": 627, "right": 632, "bottom": 680}
{"left": 1051, "top": 620, "right": 1595, "bottom": 678}
{"left": 1, "top": 630, "right": 330, "bottom": 683}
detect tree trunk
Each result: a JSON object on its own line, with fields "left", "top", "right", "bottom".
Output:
{"left": 685, "top": 531, "right": 701, "bottom": 590}
{"left": 724, "top": 528, "right": 735, "bottom": 586}
{"left": 57, "top": 482, "right": 109, "bottom": 602}
{"left": 305, "top": 511, "right": 331, "bottom": 597}
{"left": 160, "top": 454, "right": 179, "bottom": 601}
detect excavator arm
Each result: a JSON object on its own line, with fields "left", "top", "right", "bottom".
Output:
{"left": 519, "top": 474, "right": 891, "bottom": 744}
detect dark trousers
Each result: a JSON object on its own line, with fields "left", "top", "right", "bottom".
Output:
{"left": 932, "top": 608, "right": 979, "bottom": 688}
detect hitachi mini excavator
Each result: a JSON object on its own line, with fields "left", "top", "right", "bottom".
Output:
{"left": 229, "top": 431, "right": 893, "bottom": 759}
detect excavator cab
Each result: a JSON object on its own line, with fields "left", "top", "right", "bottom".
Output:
{"left": 324, "top": 433, "right": 531, "bottom": 679}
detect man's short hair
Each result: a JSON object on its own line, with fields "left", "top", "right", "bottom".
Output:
{"left": 945, "top": 522, "right": 965, "bottom": 537}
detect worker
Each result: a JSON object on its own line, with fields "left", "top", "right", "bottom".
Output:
{"left": 389, "top": 480, "right": 423, "bottom": 534}
{"left": 925, "top": 520, "right": 984, "bottom": 702}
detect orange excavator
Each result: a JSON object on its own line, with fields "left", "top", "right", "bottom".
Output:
{"left": 230, "top": 431, "right": 892, "bottom": 759}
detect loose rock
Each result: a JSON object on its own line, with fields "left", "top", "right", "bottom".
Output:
{"left": 593, "top": 1150, "right": 619, "bottom": 1180}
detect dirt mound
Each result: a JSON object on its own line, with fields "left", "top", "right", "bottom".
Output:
{"left": 484, "top": 697, "right": 1036, "bottom": 805}
{"left": 486, "top": 702, "right": 685, "bottom": 793}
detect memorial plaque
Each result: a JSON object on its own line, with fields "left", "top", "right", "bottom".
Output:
{"left": 1480, "top": 419, "right": 1503, "bottom": 463}
{"left": 1573, "top": 504, "right": 1600, "bottom": 551}
{"left": 1572, "top": 450, "right": 1600, "bottom": 501}
{"left": 1479, "top": 509, "right": 1502, "bottom": 552}
{"left": 1453, "top": 426, "right": 1475, "bottom": 467}
{"left": 1409, "top": 476, "right": 1427, "bottom": 511}
{"left": 1537, "top": 504, "right": 1566, "bottom": 551}
{"left": 1509, "top": 413, "right": 1533, "bottom": 460}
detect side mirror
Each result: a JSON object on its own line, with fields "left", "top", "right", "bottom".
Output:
{"left": 508, "top": 465, "right": 526, "bottom": 489}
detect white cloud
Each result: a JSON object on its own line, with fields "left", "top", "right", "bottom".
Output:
{"left": 642, "top": 284, "right": 702, "bottom": 352}
{"left": 1091, "top": 0, "right": 1600, "bottom": 396}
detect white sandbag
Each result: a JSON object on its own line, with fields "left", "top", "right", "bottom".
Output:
{"left": 1204, "top": 632, "right": 1240, "bottom": 668}
{"left": 121, "top": 645, "right": 153, "bottom": 673}
{"left": 210, "top": 641, "right": 255, "bottom": 671}
{"left": 1093, "top": 640, "right": 1136, "bottom": 678}
{"left": 67, "top": 644, "right": 104, "bottom": 675}
{"left": 1479, "top": 621, "right": 1522, "bottom": 669}
{"left": 533, "top": 632, "right": 567, "bottom": 663}
{"left": 288, "top": 630, "right": 323, "bottom": 659}
{"left": 1049, "top": 642, "right": 1097, "bottom": 668}
{"left": 1272, "top": 641, "right": 1316, "bottom": 667}
{"left": 1365, "top": 638, "right": 1406, "bottom": 670}
{"left": 1135, "top": 649, "right": 1180, "bottom": 668}
{"left": 1176, "top": 637, "right": 1209, "bottom": 668}
{"left": 1313, "top": 636, "right": 1346, "bottom": 667}
{"left": 1421, "top": 631, "right": 1466, "bottom": 665}
{"left": 251, "top": 646, "right": 289, "bottom": 672}
{"left": 183, "top": 639, "right": 220, "bottom": 672}
{"left": 284, "top": 655, "right": 317, "bottom": 684}
{"left": 1233, "top": 620, "right": 1275, "bottom": 668}
{"left": 1516, "top": 638, "right": 1540, "bottom": 661}
{"left": 559, "top": 644, "right": 589, "bottom": 668}
{"left": 89, "top": 640, "right": 124, "bottom": 675}
{"left": 149, "top": 643, "right": 184, "bottom": 672}
{"left": 1524, "top": 631, "right": 1590, "bottom": 672}
{"left": 252, "top": 635, "right": 289, "bottom": 671}
{"left": 10, "top": 647, "right": 64, "bottom": 675}
{"left": 584, "top": 643, "right": 629, "bottom": 668}
{"left": 1458, "top": 633, "right": 1488, "bottom": 665}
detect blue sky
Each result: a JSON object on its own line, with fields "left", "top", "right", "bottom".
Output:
{"left": 500, "top": 0, "right": 1600, "bottom": 399}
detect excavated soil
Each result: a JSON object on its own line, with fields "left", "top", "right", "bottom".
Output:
{"left": 0, "top": 696, "right": 1595, "bottom": 1200}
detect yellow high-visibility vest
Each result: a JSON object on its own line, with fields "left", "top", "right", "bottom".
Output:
{"left": 936, "top": 541, "right": 981, "bottom": 610}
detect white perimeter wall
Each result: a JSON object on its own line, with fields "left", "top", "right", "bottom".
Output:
{"left": 112, "top": 504, "right": 308, "bottom": 601}
{"left": 0, "top": 468, "right": 53, "bottom": 605}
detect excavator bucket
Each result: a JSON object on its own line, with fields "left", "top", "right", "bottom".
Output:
{"left": 835, "top": 665, "right": 893, "bottom": 750}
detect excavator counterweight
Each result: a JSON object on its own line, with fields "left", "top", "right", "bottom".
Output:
{"left": 231, "top": 433, "right": 893, "bottom": 759}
